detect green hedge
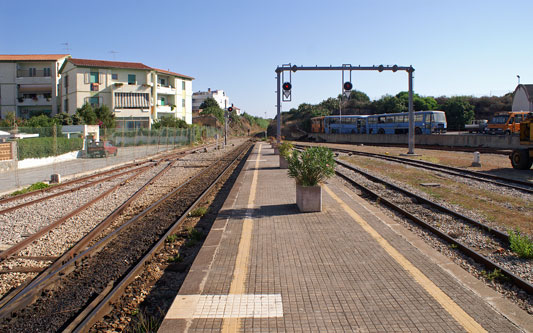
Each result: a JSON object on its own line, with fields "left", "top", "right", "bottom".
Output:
{"left": 17, "top": 137, "right": 83, "bottom": 160}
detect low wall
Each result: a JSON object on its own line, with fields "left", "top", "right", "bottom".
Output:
{"left": 17, "top": 150, "right": 81, "bottom": 170}
{"left": 309, "top": 133, "right": 523, "bottom": 149}
{"left": 113, "top": 135, "right": 189, "bottom": 146}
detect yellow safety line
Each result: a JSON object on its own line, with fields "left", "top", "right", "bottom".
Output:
{"left": 222, "top": 143, "right": 262, "bottom": 332}
{"left": 324, "top": 185, "right": 487, "bottom": 333}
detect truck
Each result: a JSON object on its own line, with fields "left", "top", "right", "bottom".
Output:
{"left": 487, "top": 111, "right": 529, "bottom": 135}
{"left": 87, "top": 141, "right": 118, "bottom": 158}
{"left": 509, "top": 112, "right": 533, "bottom": 169}
{"left": 465, "top": 119, "right": 488, "bottom": 133}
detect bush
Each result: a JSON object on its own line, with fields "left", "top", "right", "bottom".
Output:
{"left": 287, "top": 146, "right": 336, "bottom": 186}
{"left": 17, "top": 137, "right": 83, "bottom": 160}
{"left": 11, "top": 182, "right": 50, "bottom": 196}
{"left": 278, "top": 142, "right": 294, "bottom": 158}
{"left": 509, "top": 229, "right": 533, "bottom": 259}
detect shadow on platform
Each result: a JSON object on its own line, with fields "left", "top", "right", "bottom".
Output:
{"left": 219, "top": 203, "right": 299, "bottom": 219}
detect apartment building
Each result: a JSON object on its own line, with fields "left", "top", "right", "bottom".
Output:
{"left": 192, "top": 88, "right": 229, "bottom": 111}
{"left": 59, "top": 58, "right": 193, "bottom": 129}
{"left": 0, "top": 54, "right": 70, "bottom": 118}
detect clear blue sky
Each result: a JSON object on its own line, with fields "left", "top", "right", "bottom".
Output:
{"left": 1, "top": 0, "right": 531, "bottom": 118}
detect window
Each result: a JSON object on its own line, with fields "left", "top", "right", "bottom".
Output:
{"left": 89, "top": 96, "right": 99, "bottom": 107}
{"left": 90, "top": 72, "right": 99, "bottom": 84}
{"left": 182, "top": 99, "right": 185, "bottom": 107}
{"left": 64, "top": 75, "right": 68, "bottom": 88}
{"left": 29, "top": 68, "right": 36, "bottom": 77}
{"left": 160, "top": 97, "right": 165, "bottom": 106}
{"left": 43, "top": 68, "right": 51, "bottom": 77}
{"left": 128, "top": 74, "right": 136, "bottom": 85}
{"left": 112, "top": 73, "right": 118, "bottom": 80}
{"left": 64, "top": 99, "right": 68, "bottom": 112}
{"left": 182, "top": 81, "right": 186, "bottom": 90}
{"left": 160, "top": 78, "right": 166, "bottom": 86}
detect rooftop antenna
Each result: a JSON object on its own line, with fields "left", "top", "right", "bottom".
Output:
{"left": 517, "top": 75, "right": 520, "bottom": 85}
{"left": 109, "top": 50, "right": 119, "bottom": 60}
{"left": 61, "top": 42, "right": 70, "bottom": 53}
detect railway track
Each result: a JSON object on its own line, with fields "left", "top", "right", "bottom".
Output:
{"left": 0, "top": 143, "right": 222, "bottom": 300}
{"left": 295, "top": 144, "right": 533, "bottom": 194}
{"left": 0, "top": 140, "right": 252, "bottom": 332}
{"left": 335, "top": 160, "right": 533, "bottom": 294}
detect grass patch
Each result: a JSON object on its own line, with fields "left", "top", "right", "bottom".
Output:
{"left": 508, "top": 229, "right": 533, "bottom": 259}
{"left": 166, "top": 234, "right": 179, "bottom": 243}
{"left": 481, "top": 268, "right": 507, "bottom": 282}
{"left": 11, "top": 182, "right": 50, "bottom": 196}
{"left": 130, "top": 310, "right": 162, "bottom": 333}
{"left": 189, "top": 206, "right": 208, "bottom": 217}
{"left": 187, "top": 227, "right": 205, "bottom": 241}
{"left": 167, "top": 253, "right": 183, "bottom": 263}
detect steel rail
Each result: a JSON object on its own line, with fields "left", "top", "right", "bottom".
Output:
{"left": 0, "top": 141, "right": 217, "bottom": 205}
{"left": 69, "top": 142, "right": 253, "bottom": 332}
{"left": 0, "top": 142, "right": 249, "bottom": 322}
{"left": 0, "top": 162, "right": 143, "bottom": 205}
{"left": 0, "top": 164, "right": 154, "bottom": 216}
{"left": 335, "top": 159, "right": 510, "bottom": 242}
{"left": 0, "top": 159, "right": 177, "bottom": 310}
{"left": 334, "top": 166, "right": 533, "bottom": 294}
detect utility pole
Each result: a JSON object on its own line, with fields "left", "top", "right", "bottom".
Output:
{"left": 224, "top": 101, "right": 228, "bottom": 147}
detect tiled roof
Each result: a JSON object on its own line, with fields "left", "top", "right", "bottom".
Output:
{"left": 152, "top": 67, "right": 194, "bottom": 80}
{"left": 0, "top": 54, "right": 70, "bottom": 61}
{"left": 68, "top": 58, "right": 153, "bottom": 70}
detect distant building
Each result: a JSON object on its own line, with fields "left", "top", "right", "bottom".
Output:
{"left": 512, "top": 84, "right": 533, "bottom": 111}
{"left": 59, "top": 58, "right": 194, "bottom": 128}
{"left": 0, "top": 54, "right": 70, "bottom": 119}
{"left": 192, "top": 88, "right": 229, "bottom": 111}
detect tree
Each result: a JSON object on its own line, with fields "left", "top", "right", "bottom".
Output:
{"left": 94, "top": 105, "right": 115, "bottom": 129}
{"left": 76, "top": 103, "right": 97, "bottom": 124}
{"left": 54, "top": 112, "right": 73, "bottom": 125}
{"left": 199, "top": 97, "right": 224, "bottom": 123}
{"left": 396, "top": 91, "right": 438, "bottom": 111}
{"left": 440, "top": 97, "right": 474, "bottom": 130}
{"left": 152, "top": 115, "right": 188, "bottom": 129}
{"left": 372, "top": 95, "right": 406, "bottom": 114}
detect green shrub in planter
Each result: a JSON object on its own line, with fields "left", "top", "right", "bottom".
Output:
{"left": 287, "top": 146, "right": 335, "bottom": 186}
{"left": 278, "top": 142, "right": 294, "bottom": 159}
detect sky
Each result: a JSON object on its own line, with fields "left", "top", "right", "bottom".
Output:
{"left": 1, "top": 0, "right": 532, "bottom": 118}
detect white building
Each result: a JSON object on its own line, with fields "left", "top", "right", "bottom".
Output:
{"left": 512, "top": 84, "right": 533, "bottom": 111}
{"left": 0, "top": 54, "right": 70, "bottom": 119}
{"left": 59, "top": 58, "right": 194, "bottom": 129}
{"left": 192, "top": 88, "right": 229, "bottom": 111}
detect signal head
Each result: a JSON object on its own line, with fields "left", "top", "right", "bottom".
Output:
{"left": 228, "top": 106, "right": 233, "bottom": 112}
{"left": 343, "top": 81, "right": 353, "bottom": 91}
{"left": 282, "top": 82, "right": 292, "bottom": 91}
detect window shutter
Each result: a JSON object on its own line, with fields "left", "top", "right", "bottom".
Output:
{"left": 84, "top": 72, "right": 89, "bottom": 84}
{"left": 99, "top": 73, "right": 105, "bottom": 85}
{"left": 99, "top": 96, "right": 104, "bottom": 105}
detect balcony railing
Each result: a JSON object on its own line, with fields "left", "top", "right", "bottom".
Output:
{"left": 17, "top": 69, "right": 51, "bottom": 78}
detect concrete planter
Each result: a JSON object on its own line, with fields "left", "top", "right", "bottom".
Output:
{"left": 273, "top": 147, "right": 279, "bottom": 155}
{"left": 279, "top": 155, "right": 289, "bottom": 169}
{"left": 296, "top": 184, "right": 322, "bottom": 212}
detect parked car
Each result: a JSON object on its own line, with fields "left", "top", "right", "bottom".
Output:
{"left": 465, "top": 119, "right": 488, "bottom": 133}
{"left": 87, "top": 141, "right": 118, "bottom": 158}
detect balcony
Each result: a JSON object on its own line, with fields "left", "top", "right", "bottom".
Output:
{"left": 16, "top": 95, "right": 52, "bottom": 106}
{"left": 156, "top": 105, "right": 173, "bottom": 113}
{"left": 156, "top": 84, "right": 176, "bottom": 95}
{"left": 16, "top": 69, "right": 52, "bottom": 85}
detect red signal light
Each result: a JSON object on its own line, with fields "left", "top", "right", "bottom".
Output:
{"left": 282, "top": 82, "right": 292, "bottom": 91}
{"left": 343, "top": 81, "right": 353, "bottom": 91}
{"left": 228, "top": 107, "right": 233, "bottom": 112}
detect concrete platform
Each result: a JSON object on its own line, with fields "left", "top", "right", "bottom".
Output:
{"left": 159, "top": 142, "right": 531, "bottom": 332}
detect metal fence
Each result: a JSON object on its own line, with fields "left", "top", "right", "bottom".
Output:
{"left": 0, "top": 125, "right": 221, "bottom": 193}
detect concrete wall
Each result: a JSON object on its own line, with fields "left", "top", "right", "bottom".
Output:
{"left": 309, "top": 133, "right": 524, "bottom": 149}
